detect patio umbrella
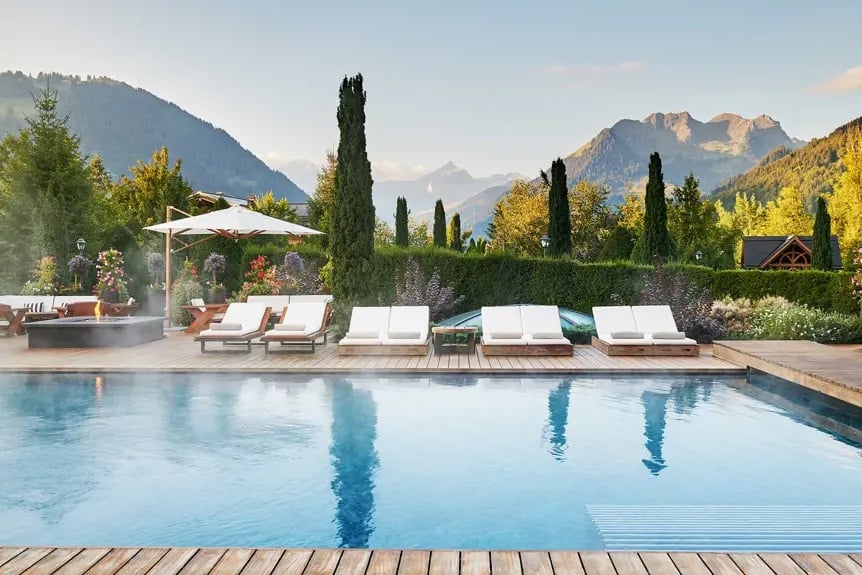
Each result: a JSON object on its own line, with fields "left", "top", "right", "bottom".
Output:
{"left": 144, "top": 205, "right": 324, "bottom": 326}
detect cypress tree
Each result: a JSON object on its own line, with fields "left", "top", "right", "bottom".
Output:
{"left": 631, "top": 152, "right": 674, "bottom": 264}
{"left": 433, "top": 199, "right": 446, "bottom": 247}
{"left": 547, "top": 158, "right": 571, "bottom": 257}
{"left": 331, "top": 74, "right": 375, "bottom": 303}
{"left": 394, "top": 196, "right": 408, "bottom": 247}
{"left": 811, "top": 196, "right": 833, "bottom": 270}
{"left": 448, "top": 212, "right": 463, "bottom": 252}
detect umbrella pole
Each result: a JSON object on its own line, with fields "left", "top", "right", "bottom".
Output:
{"left": 165, "top": 206, "right": 172, "bottom": 327}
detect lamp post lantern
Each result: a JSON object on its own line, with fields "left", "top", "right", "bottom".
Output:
{"left": 76, "top": 237, "right": 86, "bottom": 255}
{"left": 694, "top": 250, "right": 703, "bottom": 262}
{"left": 540, "top": 234, "right": 551, "bottom": 256}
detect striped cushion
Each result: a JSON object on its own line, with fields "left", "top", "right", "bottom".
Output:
{"left": 24, "top": 302, "right": 43, "bottom": 313}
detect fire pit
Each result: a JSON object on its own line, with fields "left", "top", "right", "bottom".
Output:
{"left": 26, "top": 316, "right": 165, "bottom": 348}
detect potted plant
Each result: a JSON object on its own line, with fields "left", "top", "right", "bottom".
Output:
{"left": 94, "top": 249, "right": 129, "bottom": 303}
{"left": 203, "top": 252, "right": 227, "bottom": 304}
{"left": 67, "top": 254, "right": 93, "bottom": 294}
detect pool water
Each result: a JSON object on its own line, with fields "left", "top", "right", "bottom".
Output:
{"left": 1, "top": 373, "right": 861, "bottom": 551}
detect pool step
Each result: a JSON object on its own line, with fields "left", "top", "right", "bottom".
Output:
{"left": 587, "top": 505, "right": 862, "bottom": 552}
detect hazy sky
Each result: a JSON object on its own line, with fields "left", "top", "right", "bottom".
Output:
{"left": 2, "top": 0, "right": 861, "bottom": 181}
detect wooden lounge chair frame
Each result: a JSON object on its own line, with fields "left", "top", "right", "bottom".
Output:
{"left": 338, "top": 338, "right": 431, "bottom": 356}
{"left": 261, "top": 304, "right": 333, "bottom": 354}
{"left": 195, "top": 306, "right": 271, "bottom": 353}
{"left": 481, "top": 342, "right": 573, "bottom": 356}
{"left": 591, "top": 336, "right": 698, "bottom": 356}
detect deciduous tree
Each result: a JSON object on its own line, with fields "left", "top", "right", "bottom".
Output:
{"left": 829, "top": 140, "right": 862, "bottom": 266}
{"left": 308, "top": 149, "right": 336, "bottom": 248}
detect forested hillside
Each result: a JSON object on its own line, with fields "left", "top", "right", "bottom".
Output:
{"left": 0, "top": 71, "right": 306, "bottom": 201}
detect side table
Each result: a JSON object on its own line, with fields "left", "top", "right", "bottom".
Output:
{"left": 431, "top": 326, "right": 478, "bottom": 355}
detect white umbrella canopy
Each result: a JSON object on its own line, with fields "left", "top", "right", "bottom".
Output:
{"left": 144, "top": 205, "right": 324, "bottom": 238}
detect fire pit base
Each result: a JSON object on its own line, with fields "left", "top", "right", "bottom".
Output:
{"left": 26, "top": 316, "right": 165, "bottom": 348}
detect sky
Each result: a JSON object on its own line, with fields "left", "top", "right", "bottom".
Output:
{"left": 2, "top": 0, "right": 861, "bottom": 185}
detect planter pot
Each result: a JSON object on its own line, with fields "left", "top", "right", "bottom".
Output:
{"left": 100, "top": 291, "right": 120, "bottom": 303}
{"left": 207, "top": 287, "right": 227, "bottom": 304}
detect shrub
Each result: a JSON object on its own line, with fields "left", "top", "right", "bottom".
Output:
{"left": 745, "top": 303, "right": 862, "bottom": 344}
{"left": 94, "top": 249, "right": 129, "bottom": 303}
{"left": 394, "top": 258, "right": 465, "bottom": 322}
{"left": 640, "top": 267, "right": 725, "bottom": 343}
{"left": 563, "top": 324, "right": 597, "bottom": 345}
{"left": 852, "top": 247, "right": 862, "bottom": 313}
{"left": 170, "top": 261, "right": 204, "bottom": 326}
{"left": 20, "top": 256, "right": 60, "bottom": 296}
{"left": 146, "top": 252, "right": 165, "bottom": 288}
{"left": 280, "top": 252, "right": 322, "bottom": 294}
{"left": 236, "top": 255, "right": 282, "bottom": 301}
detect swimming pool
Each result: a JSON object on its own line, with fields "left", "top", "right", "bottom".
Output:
{"left": 1, "top": 372, "right": 861, "bottom": 551}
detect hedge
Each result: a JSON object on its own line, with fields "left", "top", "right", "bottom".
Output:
{"left": 238, "top": 245, "right": 859, "bottom": 315}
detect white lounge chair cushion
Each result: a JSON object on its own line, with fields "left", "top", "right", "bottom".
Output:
{"left": 481, "top": 336, "right": 525, "bottom": 345}
{"left": 487, "top": 331, "right": 522, "bottom": 340}
{"left": 481, "top": 306, "right": 525, "bottom": 344}
{"left": 345, "top": 331, "right": 379, "bottom": 339}
{"left": 387, "top": 331, "right": 421, "bottom": 339}
{"left": 521, "top": 305, "right": 564, "bottom": 338}
{"left": 631, "top": 305, "right": 680, "bottom": 333}
{"left": 654, "top": 338, "right": 698, "bottom": 345}
{"left": 211, "top": 322, "right": 242, "bottom": 331}
{"left": 611, "top": 331, "right": 644, "bottom": 339}
{"left": 600, "top": 335, "right": 655, "bottom": 345}
{"left": 290, "top": 294, "right": 334, "bottom": 303}
{"left": 199, "top": 302, "right": 267, "bottom": 337}
{"left": 531, "top": 332, "right": 562, "bottom": 339}
{"left": 592, "top": 306, "right": 640, "bottom": 342}
{"left": 274, "top": 323, "right": 307, "bottom": 332}
{"left": 387, "top": 306, "right": 429, "bottom": 341}
{"left": 652, "top": 331, "right": 686, "bottom": 340}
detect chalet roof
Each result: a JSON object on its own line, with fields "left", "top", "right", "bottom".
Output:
{"left": 189, "top": 191, "right": 308, "bottom": 217}
{"left": 741, "top": 235, "right": 843, "bottom": 269}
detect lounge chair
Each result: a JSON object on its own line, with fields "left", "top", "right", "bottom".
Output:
{"left": 338, "top": 306, "right": 391, "bottom": 355}
{"left": 246, "top": 295, "right": 292, "bottom": 320}
{"left": 260, "top": 302, "right": 332, "bottom": 353}
{"left": 631, "top": 305, "right": 699, "bottom": 356}
{"left": 591, "top": 306, "right": 654, "bottom": 356}
{"left": 380, "top": 305, "right": 431, "bottom": 355}
{"left": 480, "top": 306, "right": 527, "bottom": 355}
{"left": 194, "top": 303, "right": 271, "bottom": 353}
{"left": 519, "top": 305, "right": 574, "bottom": 355}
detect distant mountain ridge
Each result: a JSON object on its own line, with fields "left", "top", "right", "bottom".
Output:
{"left": 559, "top": 111, "right": 805, "bottom": 202}
{"left": 711, "top": 116, "right": 862, "bottom": 206}
{"left": 0, "top": 71, "right": 307, "bottom": 202}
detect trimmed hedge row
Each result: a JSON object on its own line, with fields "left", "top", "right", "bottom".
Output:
{"left": 239, "top": 245, "right": 859, "bottom": 315}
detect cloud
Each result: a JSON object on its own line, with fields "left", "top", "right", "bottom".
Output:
{"left": 372, "top": 160, "right": 427, "bottom": 181}
{"left": 811, "top": 66, "right": 862, "bottom": 94}
{"left": 543, "top": 60, "right": 647, "bottom": 90}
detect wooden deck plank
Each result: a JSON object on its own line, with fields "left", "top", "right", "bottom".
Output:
{"left": 366, "top": 550, "right": 400, "bottom": 575}
{"left": 490, "top": 551, "right": 521, "bottom": 575}
{"left": 334, "top": 550, "right": 371, "bottom": 575}
{"left": 789, "top": 553, "right": 840, "bottom": 575}
{"left": 51, "top": 548, "right": 111, "bottom": 575}
{"left": 239, "top": 549, "right": 284, "bottom": 574}
{"left": 397, "top": 551, "right": 429, "bottom": 575}
{"left": 756, "top": 554, "right": 805, "bottom": 575}
{"left": 0, "top": 548, "right": 26, "bottom": 568}
{"left": 21, "top": 548, "right": 82, "bottom": 575}
{"left": 520, "top": 551, "right": 552, "bottom": 575}
{"left": 819, "top": 554, "right": 862, "bottom": 574}
{"left": 578, "top": 552, "right": 616, "bottom": 575}
{"left": 698, "top": 554, "right": 744, "bottom": 575}
{"left": 146, "top": 548, "right": 198, "bottom": 575}
{"left": 80, "top": 548, "right": 140, "bottom": 575}
{"left": 460, "top": 551, "right": 490, "bottom": 575}
{"left": 178, "top": 549, "right": 227, "bottom": 575}
{"left": 609, "top": 552, "right": 648, "bottom": 575}
{"left": 548, "top": 552, "right": 585, "bottom": 575}
{"left": 637, "top": 554, "right": 679, "bottom": 575}
{"left": 209, "top": 549, "right": 255, "bottom": 575}
{"left": 113, "top": 548, "right": 169, "bottom": 575}
{"left": 667, "top": 553, "right": 710, "bottom": 575}
{"left": 428, "top": 551, "right": 459, "bottom": 575}
{"left": 303, "top": 549, "right": 343, "bottom": 575}
{"left": 0, "top": 548, "right": 54, "bottom": 575}
{"left": 727, "top": 554, "right": 774, "bottom": 575}
{"left": 271, "top": 549, "right": 314, "bottom": 575}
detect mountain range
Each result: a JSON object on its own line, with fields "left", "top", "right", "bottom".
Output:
{"left": 0, "top": 72, "right": 307, "bottom": 202}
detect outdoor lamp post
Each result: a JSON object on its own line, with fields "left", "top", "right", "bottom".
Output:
{"left": 76, "top": 237, "right": 86, "bottom": 255}
{"left": 695, "top": 250, "right": 703, "bottom": 262}
{"left": 540, "top": 234, "right": 551, "bottom": 256}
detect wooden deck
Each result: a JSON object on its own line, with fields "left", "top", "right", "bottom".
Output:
{"left": 0, "top": 332, "right": 739, "bottom": 374}
{"left": 2, "top": 548, "right": 861, "bottom": 575}
{"left": 713, "top": 340, "right": 862, "bottom": 408}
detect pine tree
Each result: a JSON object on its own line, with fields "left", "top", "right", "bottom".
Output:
{"left": 631, "top": 152, "right": 675, "bottom": 264}
{"left": 395, "top": 196, "right": 408, "bottom": 247}
{"left": 811, "top": 196, "right": 833, "bottom": 270}
{"left": 331, "top": 74, "right": 375, "bottom": 303}
{"left": 547, "top": 158, "right": 571, "bottom": 257}
{"left": 433, "top": 199, "right": 446, "bottom": 247}
{"left": 448, "top": 212, "right": 463, "bottom": 252}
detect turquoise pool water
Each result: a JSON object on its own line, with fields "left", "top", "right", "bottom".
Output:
{"left": 1, "top": 373, "right": 861, "bottom": 551}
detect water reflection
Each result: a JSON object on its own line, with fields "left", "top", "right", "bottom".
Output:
{"left": 545, "top": 380, "right": 572, "bottom": 461}
{"left": 328, "top": 380, "right": 379, "bottom": 547}
{"left": 641, "top": 380, "right": 716, "bottom": 475}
